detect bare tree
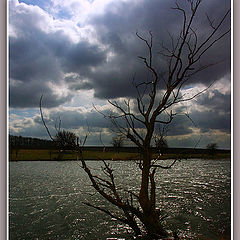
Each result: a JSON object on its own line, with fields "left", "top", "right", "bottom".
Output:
{"left": 39, "top": 98, "right": 83, "bottom": 160}
{"left": 55, "top": 130, "right": 77, "bottom": 148}
{"left": 111, "top": 135, "right": 124, "bottom": 153}
{"left": 154, "top": 125, "right": 169, "bottom": 155}
{"left": 54, "top": 130, "right": 77, "bottom": 160}
{"left": 155, "top": 138, "right": 168, "bottom": 155}
{"left": 40, "top": 1, "right": 230, "bottom": 238}
{"left": 206, "top": 142, "right": 218, "bottom": 156}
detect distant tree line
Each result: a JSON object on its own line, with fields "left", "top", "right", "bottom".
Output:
{"left": 9, "top": 135, "right": 56, "bottom": 149}
{"left": 9, "top": 135, "right": 228, "bottom": 155}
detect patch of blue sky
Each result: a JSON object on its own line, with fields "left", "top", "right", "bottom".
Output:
{"left": 183, "top": 85, "right": 194, "bottom": 90}
{"left": 18, "top": 0, "right": 74, "bottom": 20}
{"left": 55, "top": 8, "right": 72, "bottom": 20}
{"left": 9, "top": 109, "right": 39, "bottom": 119}
{"left": 18, "top": 0, "right": 53, "bottom": 13}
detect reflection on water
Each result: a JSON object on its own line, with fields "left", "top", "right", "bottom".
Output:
{"left": 9, "top": 159, "right": 231, "bottom": 239}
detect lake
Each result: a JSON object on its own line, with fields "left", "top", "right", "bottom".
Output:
{"left": 9, "top": 159, "right": 231, "bottom": 239}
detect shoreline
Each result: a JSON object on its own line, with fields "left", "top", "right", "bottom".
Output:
{"left": 9, "top": 148, "right": 231, "bottom": 162}
{"left": 9, "top": 156, "right": 231, "bottom": 162}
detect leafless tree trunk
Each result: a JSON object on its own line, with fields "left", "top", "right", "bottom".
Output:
{"left": 40, "top": 1, "right": 230, "bottom": 238}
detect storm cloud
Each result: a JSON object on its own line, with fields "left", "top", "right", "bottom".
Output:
{"left": 9, "top": 0, "right": 231, "bottom": 148}
{"left": 9, "top": 0, "right": 230, "bottom": 104}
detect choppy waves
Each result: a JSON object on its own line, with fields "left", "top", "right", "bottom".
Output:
{"left": 9, "top": 159, "right": 231, "bottom": 239}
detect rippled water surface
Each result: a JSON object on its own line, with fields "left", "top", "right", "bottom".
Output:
{"left": 9, "top": 159, "right": 231, "bottom": 239}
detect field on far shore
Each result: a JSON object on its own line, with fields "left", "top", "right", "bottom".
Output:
{"left": 9, "top": 149, "right": 231, "bottom": 161}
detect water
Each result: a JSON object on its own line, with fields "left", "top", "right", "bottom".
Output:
{"left": 9, "top": 159, "right": 231, "bottom": 240}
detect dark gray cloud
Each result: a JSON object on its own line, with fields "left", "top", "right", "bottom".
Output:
{"left": 192, "top": 110, "right": 230, "bottom": 133}
{"left": 9, "top": 79, "right": 73, "bottom": 108}
{"left": 9, "top": 36, "right": 62, "bottom": 82}
{"left": 33, "top": 86, "right": 231, "bottom": 137}
{"left": 83, "top": 0, "right": 230, "bottom": 99}
{"left": 9, "top": 28, "right": 107, "bottom": 107}
{"left": 9, "top": 0, "right": 231, "bottom": 148}
{"left": 33, "top": 108, "right": 113, "bottom": 129}
{"left": 9, "top": 85, "right": 230, "bottom": 147}
{"left": 198, "top": 89, "right": 230, "bottom": 113}
{"left": 9, "top": 1, "right": 107, "bottom": 108}
{"left": 9, "top": 0, "right": 230, "bottom": 107}
{"left": 167, "top": 91, "right": 231, "bottom": 139}
{"left": 62, "top": 41, "right": 106, "bottom": 73}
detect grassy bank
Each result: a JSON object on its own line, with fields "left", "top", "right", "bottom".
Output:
{"left": 9, "top": 149, "right": 231, "bottom": 161}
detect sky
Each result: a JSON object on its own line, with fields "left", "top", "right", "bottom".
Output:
{"left": 8, "top": 0, "right": 231, "bottom": 149}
